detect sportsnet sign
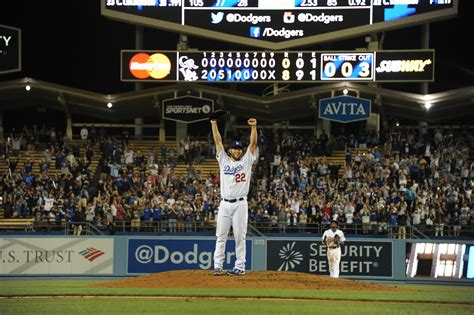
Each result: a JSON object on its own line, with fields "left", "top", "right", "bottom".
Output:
{"left": 267, "top": 240, "right": 392, "bottom": 277}
{"left": 162, "top": 96, "right": 214, "bottom": 124}
{"left": 375, "top": 50, "right": 434, "bottom": 82}
{"left": 127, "top": 239, "right": 251, "bottom": 274}
{"left": 319, "top": 95, "right": 371, "bottom": 123}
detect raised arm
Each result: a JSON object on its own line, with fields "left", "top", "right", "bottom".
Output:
{"left": 210, "top": 120, "right": 224, "bottom": 155}
{"left": 248, "top": 118, "right": 257, "bottom": 155}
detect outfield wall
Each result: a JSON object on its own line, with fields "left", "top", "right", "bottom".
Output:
{"left": 1, "top": 236, "right": 473, "bottom": 282}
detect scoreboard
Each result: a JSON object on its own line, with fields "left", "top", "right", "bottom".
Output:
{"left": 103, "top": 0, "right": 457, "bottom": 49}
{"left": 121, "top": 49, "right": 434, "bottom": 83}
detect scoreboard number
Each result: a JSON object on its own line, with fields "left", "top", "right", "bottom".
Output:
{"left": 320, "top": 53, "right": 374, "bottom": 81}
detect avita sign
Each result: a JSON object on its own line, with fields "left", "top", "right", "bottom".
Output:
{"left": 319, "top": 95, "right": 371, "bottom": 123}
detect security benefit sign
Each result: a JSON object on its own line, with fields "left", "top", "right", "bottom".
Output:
{"left": 319, "top": 95, "right": 371, "bottom": 123}
{"left": 0, "top": 24, "right": 21, "bottom": 74}
{"left": 0, "top": 238, "right": 114, "bottom": 275}
{"left": 267, "top": 240, "right": 392, "bottom": 277}
{"left": 162, "top": 96, "right": 214, "bottom": 124}
{"left": 127, "top": 239, "right": 251, "bottom": 274}
{"left": 375, "top": 50, "right": 434, "bottom": 82}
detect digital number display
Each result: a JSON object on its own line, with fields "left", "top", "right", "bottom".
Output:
{"left": 121, "top": 49, "right": 434, "bottom": 83}
{"left": 179, "top": 51, "right": 320, "bottom": 82}
{"left": 320, "top": 53, "right": 373, "bottom": 81}
{"left": 103, "top": 0, "right": 457, "bottom": 49}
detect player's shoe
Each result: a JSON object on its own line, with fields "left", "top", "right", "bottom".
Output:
{"left": 227, "top": 268, "right": 245, "bottom": 276}
{"left": 213, "top": 268, "right": 226, "bottom": 276}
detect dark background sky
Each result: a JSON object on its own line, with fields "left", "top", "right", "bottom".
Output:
{"left": 1, "top": 1, "right": 473, "bottom": 95}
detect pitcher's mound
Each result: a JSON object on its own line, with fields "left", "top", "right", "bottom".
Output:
{"left": 93, "top": 270, "right": 406, "bottom": 292}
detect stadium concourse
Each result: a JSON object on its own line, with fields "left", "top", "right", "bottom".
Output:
{"left": 0, "top": 121, "right": 473, "bottom": 238}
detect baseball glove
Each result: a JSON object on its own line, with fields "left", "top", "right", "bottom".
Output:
{"left": 333, "top": 234, "right": 341, "bottom": 245}
{"left": 209, "top": 110, "right": 229, "bottom": 121}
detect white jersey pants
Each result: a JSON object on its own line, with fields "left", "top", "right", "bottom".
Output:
{"left": 327, "top": 247, "right": 341, "bottom": 278}
{"left": 213, "top": 199, "right": 248, "bottom": 270}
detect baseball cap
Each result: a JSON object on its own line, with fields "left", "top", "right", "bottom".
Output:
{"left": 229, "top": 141, "right": 244, "bottom": 149}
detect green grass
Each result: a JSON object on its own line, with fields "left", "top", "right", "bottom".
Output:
{"left": 1, "top": 299, "right": 474, "bottom": 315}
{"left": 0, "top": 300, "right": 474, "bottom": 315}
{"left": 0, "top": 280, "right": 473, "bottom": 315}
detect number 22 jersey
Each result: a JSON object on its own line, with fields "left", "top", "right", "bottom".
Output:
{"left": 217, "top": 147, "right": 258, "bottom": 199}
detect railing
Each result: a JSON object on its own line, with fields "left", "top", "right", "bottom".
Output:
{"left": 250, "top": 222, "right": 474, "bottom": 239}
{"left": 1, "top": 220, "right": 473, "bottom": 239}
{"left": 248, "top": 223, "right": 265, "bottom": 237}
{"left": 113, "top": 220, "right": 217, "bottom": 234}
{"left": 0, "top": 220, "right": 217, "bottom": 235}
{"left": 64, "top": 222, "right": 105, "bottom": 236}
{"left": 411, "top": 226, "right": 430, "bottom": 239}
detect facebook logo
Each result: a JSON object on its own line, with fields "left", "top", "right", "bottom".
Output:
{"left": 250, "top": 26, "right": 261, "bottom": 38}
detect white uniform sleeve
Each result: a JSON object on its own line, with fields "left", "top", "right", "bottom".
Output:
{"left": 216, "top": 148, "right": 228, "bottom": 166}
{"left": 243, "top": 146, "right": 259, "bottom": 165}
{"left": 338, "top": 231, "right": 346, "bottom": 243}
{"left": 321, "top": 230, "right": 328, "bottom": 244}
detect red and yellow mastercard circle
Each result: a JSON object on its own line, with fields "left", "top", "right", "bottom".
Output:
{"left": 129, "top": 53, "right": 172, "bottom": 80}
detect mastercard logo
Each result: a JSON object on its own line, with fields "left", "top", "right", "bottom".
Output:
{"left": 129, "top": 53, "right": 172, "bottom": 79}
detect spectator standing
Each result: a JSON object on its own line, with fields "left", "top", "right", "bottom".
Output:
{"left": 80, "top": 126, "right": 88, "bottom": 142}
{"left": 389, "top": 209, "right": 398, "bottom": 238}
{"left": 298, "top": 210, "right": 308, "bottom": 233}
{"left": 72, "top": 208, "right": 84, "bottom": 236}
{"left": 11, "top": 132, "right": 22, "bottom": 155}
{"left": 278, "top": 208, "right": 287, "bottom": 233}
{"left": 397, "top": 211, "right": 407, "bottom": 239}
{"left": 361, "top": 205, "right": 371, "bottom": 234}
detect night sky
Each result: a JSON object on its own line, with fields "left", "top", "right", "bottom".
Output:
{"left": 1, "top": 1, "right": 473, "bottom": 95}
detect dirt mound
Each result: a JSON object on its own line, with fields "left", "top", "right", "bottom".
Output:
{"left": 93, "top": 270, "right": 407, "bottom": 292}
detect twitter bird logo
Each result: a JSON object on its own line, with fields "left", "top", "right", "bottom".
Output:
{"left": 211, "top": 12, "right": 224, "bottom": 24}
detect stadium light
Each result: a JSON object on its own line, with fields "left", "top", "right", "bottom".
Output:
{"left": 107, "top": 102, "right": 113, "bottom": 108}
{"left": 396, "top": 121, "right": 400, "bottom": 127}
{"left": 343, "top": 89, "right": 349, "bottom": 95}
{"left": 25, "top": 84, "right": 31, "bottom": 91}
{"left": 424, "top": 103, "right": 433, "bottom": 111}
{"left": 422, "top": 94, "right": 433, "bottom": 101}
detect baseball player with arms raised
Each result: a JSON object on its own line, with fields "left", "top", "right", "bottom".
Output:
{"left": 211, "top": 117, "right": 258, "bottom": 276}
{"left": 322, "top": 220, "right": 346, "bottom": 278}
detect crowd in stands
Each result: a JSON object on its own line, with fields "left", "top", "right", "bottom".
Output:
{"left": 1, "top": 123, "right": 473, "bottom": 238}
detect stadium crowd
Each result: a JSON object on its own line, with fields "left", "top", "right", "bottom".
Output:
{"left": 1, "top": 123, "right": 473, "bottom": 238}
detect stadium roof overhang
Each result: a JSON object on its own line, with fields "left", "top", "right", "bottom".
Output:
{"left": 1, "top": 77, "right": 473, "bottom": 124}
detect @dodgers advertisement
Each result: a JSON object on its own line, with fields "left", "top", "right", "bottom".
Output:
{"left": 127, "top": 239, "right": 251, "bottom": 274}
{"left": 267, "top": 240, "right": 392, "bottom": 277}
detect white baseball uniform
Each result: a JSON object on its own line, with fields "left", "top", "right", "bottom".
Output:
{"left": 322, "top": 228, "right": 346, "bottom": 278}
{"left": 213, "top": 146, "right": 258, "bottom": 271}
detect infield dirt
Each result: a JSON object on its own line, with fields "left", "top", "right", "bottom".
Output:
{"left": 92, "top": 270, "right": 408, "bottom": 292}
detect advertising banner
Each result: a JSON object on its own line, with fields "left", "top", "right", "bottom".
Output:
{"left": 162, "top": 96, "right": 214, "bottom": 123}
{"left": 0, "top": 24, "right": 21, "bottom": 74}
{"left": 375, "top": 50, "right": 434, "bottom": 82}
{"left": 0, "top": 238, "right": 114, "bottom": 275}
{"left": 127, "top": 238, "right": 251, "bottom": 274}
{"left": 405, "top": 242, "right": 473, "bottom": 279}
{"left": 319, "top": 95, "right": 371, "bottom": 123}
{"left": 267, "top": 240, "right": 392, "bottom": 277}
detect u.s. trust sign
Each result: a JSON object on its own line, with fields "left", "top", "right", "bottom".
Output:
{"left": 319, "top": 95, "right": 371, "bottom": 123}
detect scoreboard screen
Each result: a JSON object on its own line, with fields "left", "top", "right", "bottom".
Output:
{"left": 121, "top": 49, "right": 434, "bottom": 83}
{"left": 103, "top": 0, "right": 457, "bottom": 49}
